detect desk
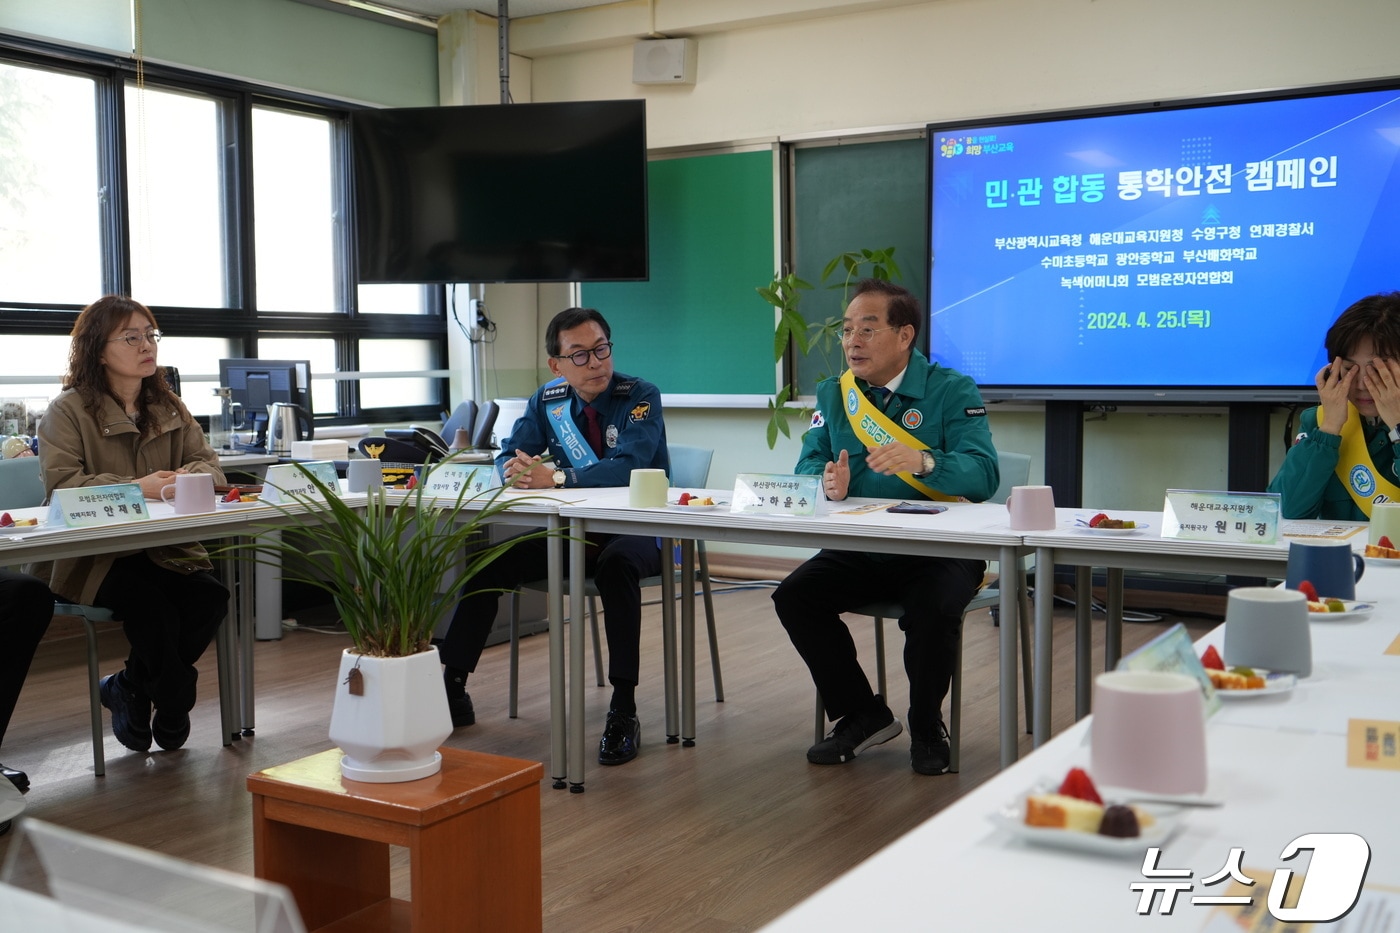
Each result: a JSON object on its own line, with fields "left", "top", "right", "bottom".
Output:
{"left": 761, "top": 570, "right": 1400, "bottom": 931}
{"left": 559, "top": 492, "right": 1031, "bottom": 790}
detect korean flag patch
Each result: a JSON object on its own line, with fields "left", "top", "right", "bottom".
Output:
{"left": 810, "top": 410, "right": 826, "bottom": 429}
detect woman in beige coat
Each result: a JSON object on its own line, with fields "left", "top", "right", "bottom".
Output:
{"left": 38, "top": 296, "right": 228, "bottom": 753}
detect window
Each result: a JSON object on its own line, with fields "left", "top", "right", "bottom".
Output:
{"left": 0, "top": 61, "right": 101, "bottom": 304}
{"left": 0, "top": 40, "right": 447, "bottom": 426}
{"left": 125, "top": 83, "right": 229, "bottom": 307}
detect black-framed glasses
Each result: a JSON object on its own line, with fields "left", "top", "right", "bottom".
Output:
{"left": 554, "top": 342, "right": 613, "bottom": 366}
{"left": 109, "top": 329, "right": 162, "bottom": 348}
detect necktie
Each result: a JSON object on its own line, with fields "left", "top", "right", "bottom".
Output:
{"left": 582, "top": 405, "right": 604, "bottom": 457}
{"left": 868, "top": 386, "right": 891, "bottom": 409}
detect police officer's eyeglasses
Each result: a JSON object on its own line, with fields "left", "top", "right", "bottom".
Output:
{"left": 109, "top": 329, "right": 162, "bottom": 348}
{"left": 554, "top": 342, "right": 613, "bottom": 366}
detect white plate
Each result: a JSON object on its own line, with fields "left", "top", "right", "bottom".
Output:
{"left": 1307, "top": 600, "right": 1374, "bottom": 622}
{"left": 667, "top": 501, "right": 726, "bottom": 511}
{"left": 217, "top": 499, "right": 264, "bottom": 509}
{"left": 1364, "top": 554, "right": 1400, "bottom": 567}
{"left": 1076, "top": 522, "right": 1150, "bottom": 536}
{"left": 1213, "top": 669, "right": 1296, "bottom": 698}
{"left": 991, "top": 791, "right": 1181, "bottom": 856}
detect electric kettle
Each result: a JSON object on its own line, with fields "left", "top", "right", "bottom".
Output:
{"left": 266, "top": 402, "right": 313, "bottom": 457}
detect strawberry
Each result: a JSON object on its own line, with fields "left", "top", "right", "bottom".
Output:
{"left": 1057, "top": 767, "right": 1103, "bottom": 805}
{"left": 1088, "top": 512, "right": 1109, "bottom": 528}
{"left": 1297, "top": 580, "right": 1319, "bottom": 601}
{"left": 222, "top": 486, "right": 242, "bottom": 503}
{"left": 406, "top": 474, "right": 418, "bottom": 490}
{"left": 0, "top": 512, "right": 12, "bottom": 527}
{"left": 1200, "top": 644, "right": 1225, "bottom": 671}
{"left": 1381, "top": 535, "right": 1395, "bottom": 550}
{"left": 678, "top": 492, "right": 692, "bottom": 505}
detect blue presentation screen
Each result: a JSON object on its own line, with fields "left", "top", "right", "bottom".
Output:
{"left": 928, "top": 84, "right": 1400, "bottom": 399}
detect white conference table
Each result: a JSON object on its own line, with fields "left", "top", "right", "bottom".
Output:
{"left": 557, "top": 491, "right": 1031, "bottom": 790}
{"left": 761, "top": 567, "right": 1400, "bottom": 931}
{"left": 1019, "top": 511, "right": 1368, "bottom": 747}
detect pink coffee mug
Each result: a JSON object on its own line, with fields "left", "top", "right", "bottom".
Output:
{"left": 1007, "top": 485, "right": 1056, "bottom": 530}
{"left": 160, "top": 472, "right": 216, "bottom": 515}
{"left": 1089, "top": 670, "right": 1208, "bottom": 794}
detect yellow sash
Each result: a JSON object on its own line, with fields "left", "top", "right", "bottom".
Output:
{"left": 839, "top": 369, "right": 956, "bottom": 501}
{"left": 1323, "top": 403, "right": 1400, "bottom": 517}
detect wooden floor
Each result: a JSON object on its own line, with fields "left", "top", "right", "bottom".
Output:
{"left": 0, "top": 582, "right": 1215, "bottom": 931}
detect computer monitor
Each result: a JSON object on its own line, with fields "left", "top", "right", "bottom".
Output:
{"left": 218, "top": 359, "right": 312, "bottom": 450}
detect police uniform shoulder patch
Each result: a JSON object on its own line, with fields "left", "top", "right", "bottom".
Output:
{"left": 629, "top": 401, "right": 650, "bottom": 422}
{"left": 613, "top": 380, "right": 638, "bottom": 397}
{"left": 964, "top": 406, "right": 987, "bottom": 417}
{"left": 542, "top": 383, "right": 570, "bottom": 402}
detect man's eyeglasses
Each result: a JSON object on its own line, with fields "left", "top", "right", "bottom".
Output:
{"left": 109, "top": 329, "right": 162, "bottom": 348}
{"left": 840, "top": 325, "right": 898, "bottom": 342}
{"left": 554, "top": 342, "right": 613, "bottom": 366}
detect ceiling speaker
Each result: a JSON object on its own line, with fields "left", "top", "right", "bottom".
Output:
{"left": 632, "top": 38, "right": 697, "bottom": 86}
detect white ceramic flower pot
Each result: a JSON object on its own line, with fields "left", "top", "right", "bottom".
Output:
{"left": 328, "top": 646, "right": 453, "bottom": 783}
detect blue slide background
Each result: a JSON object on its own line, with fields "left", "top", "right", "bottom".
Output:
{"left": 929, "top": 88, "right": 1400, "bottom": 395}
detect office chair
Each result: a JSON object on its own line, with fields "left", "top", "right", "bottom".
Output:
{"left": 506, "top": 444, "right": 723, "bottom": 717}
{"left": 0, "top": 457, "right": 46, "bottom": 511}
{"left": 441, "top": 400, "right": 479, "bottom": 443}
{"left": 471, "top": 400, "right": 499, "bottom": 451}
{"left": 812, "top": 449, "right": 1034, "bottom": 773}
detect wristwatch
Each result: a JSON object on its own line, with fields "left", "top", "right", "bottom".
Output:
{"left": 916, "top": 450, "right": 935, "bottom": 477}
{"left": 1390, "top": 424, "right": 1400, "bottom": 444}
{"left": 552, "top": 468, "right": 567, "bottom": 488}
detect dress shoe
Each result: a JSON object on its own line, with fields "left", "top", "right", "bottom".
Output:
{"left": 152, "top": 710, "right": 191, "bottom": 751}
{"left": 598, "top": 710, "right": 640, "bottom": 765}
{"left": 448, "top": 692, "right": 476, "bottom": 728}
{"left": 99, "top": 673, "right": 153, "bottom": 752}
{"left": 0, "top": 763, "right": 30, "bottom": 795}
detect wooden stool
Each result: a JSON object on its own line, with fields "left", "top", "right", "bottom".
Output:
{"left": 248, "top": 747, "right": 543, "bottom": 932}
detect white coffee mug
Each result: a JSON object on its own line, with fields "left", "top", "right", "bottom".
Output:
{"left": 346, "top": 458, "right": 383, "bottom": 494}
{"left": 160, "top": 472, "right": 217, "bottom": 515}
{"left": 1007, "top": 485, "right": 1056, "bottom": 530}
{"left": 629, "top": 468, "right": 668, "bottom": 508}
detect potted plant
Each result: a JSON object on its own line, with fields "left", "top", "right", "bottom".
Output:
{"left": 757, "top": 247, "right": 903, "bottom": 447}
{"left": 227, "top": 465, "right": 553, "bottom": 783}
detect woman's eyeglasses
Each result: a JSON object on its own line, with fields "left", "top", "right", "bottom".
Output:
{"left": 554, "top": 342, "right": 613, "bottom": 366}
{"left": 109, "top": 329, "right": 162, "bottom": 348}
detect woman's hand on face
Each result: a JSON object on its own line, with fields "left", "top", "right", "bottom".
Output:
{"left": 1364, "top": 357, "right": 1400, "bottom": 426}
{"left": 1316, "top": 357, "right": 1354, "bottom": 435}
{"left": 139, "top": 470, "right": 179, "bottom": 500}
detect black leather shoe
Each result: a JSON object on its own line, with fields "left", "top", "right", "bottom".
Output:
{"left": 910, "top": 715, "right": 951, "bottom": 776}
{"left": 0, "top": 763, "right": 30, "bottom": 795}
{"left": 598, "top": 710, "right": 640, "bottom": 765}
{"left": 99, "top": 673, "right": 152, "bottom": 752}
{"left": 152, "top": 710, "right": 191, "bottom": 751}
{"left": 448, "top": 693, "right": 476, "bottom": 729}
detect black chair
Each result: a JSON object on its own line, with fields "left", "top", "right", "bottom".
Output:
{"left": 441, "top": 401, "right": 479, "bottom": 442}
{"left": 471, "top": 401, "right": 500, "bottom": 451}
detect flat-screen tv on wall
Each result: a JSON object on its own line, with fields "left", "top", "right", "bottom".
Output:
{"left": 352, "top": 99, "right": 648, "bottom": 284}
{"left": 927, "top": 80, "right": 1400, "bottom": 401}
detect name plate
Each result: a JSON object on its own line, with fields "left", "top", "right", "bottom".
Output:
{"left": 421, "top": 462, "right": 499, "bottom": 499}
{"left": 1161, "top": 489, "right": 1280, "bottom": 545}
{"left": 1116, "top": 623, "right": 1220, "bottom": 717}
{"left": 262, "top": 461, "right": 339, "bottom": 504}
{"left": 731, "top": 473, "right": 819, "bottom": 517}
{"left": 47, "top": 483, "right": 150, "bottom": 528}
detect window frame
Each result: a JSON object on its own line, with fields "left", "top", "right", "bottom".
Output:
{"left": 0, "top": 35, "right": 448, "bottom": 427}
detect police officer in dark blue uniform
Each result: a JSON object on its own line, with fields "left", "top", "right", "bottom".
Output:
{"left": 439, "top": 307, "right": 669, "bottom": 765}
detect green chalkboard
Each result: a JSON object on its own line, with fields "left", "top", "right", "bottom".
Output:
{"left": 792, "top": 137, "right": 929, "bottom": 394}
{"left": 583, "top": 149, "right": 777, "bottom": 397}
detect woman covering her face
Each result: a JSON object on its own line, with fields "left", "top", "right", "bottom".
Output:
{"left": 35, "top": 295, "right": 228, "bottom": 754}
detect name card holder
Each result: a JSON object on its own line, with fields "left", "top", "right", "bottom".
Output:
{"left": 421, "top": 462, "right": 499, "bottom": 499}
{"left": 47, "top": 483, "right": 150, "bottom": 528}
{"left": 1162, "top": 489, "right": 1280, "bottom": 545}
{"left": 1116, "top": 622, "right": 1221, "bottom": 717}
{"left": 731, "top": 473, "right": 820, "bottom": 517}
{"left": 262, "top": 461, "right": 339, "bottom": 505}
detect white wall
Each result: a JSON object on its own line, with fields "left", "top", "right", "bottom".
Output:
{"left": 459, "top": 0, "right": 1393, "bottom": 517}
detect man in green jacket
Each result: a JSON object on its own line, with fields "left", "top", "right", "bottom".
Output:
{"left": 773, "top": 279, "right": 999, "bottom": 776}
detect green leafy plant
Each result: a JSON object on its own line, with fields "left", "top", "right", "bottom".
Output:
{"left": 756, "top": 247, "right": 904, "bottom": 447}
{"left": 220, "top": 466, "right": 556, "bottom": 658}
